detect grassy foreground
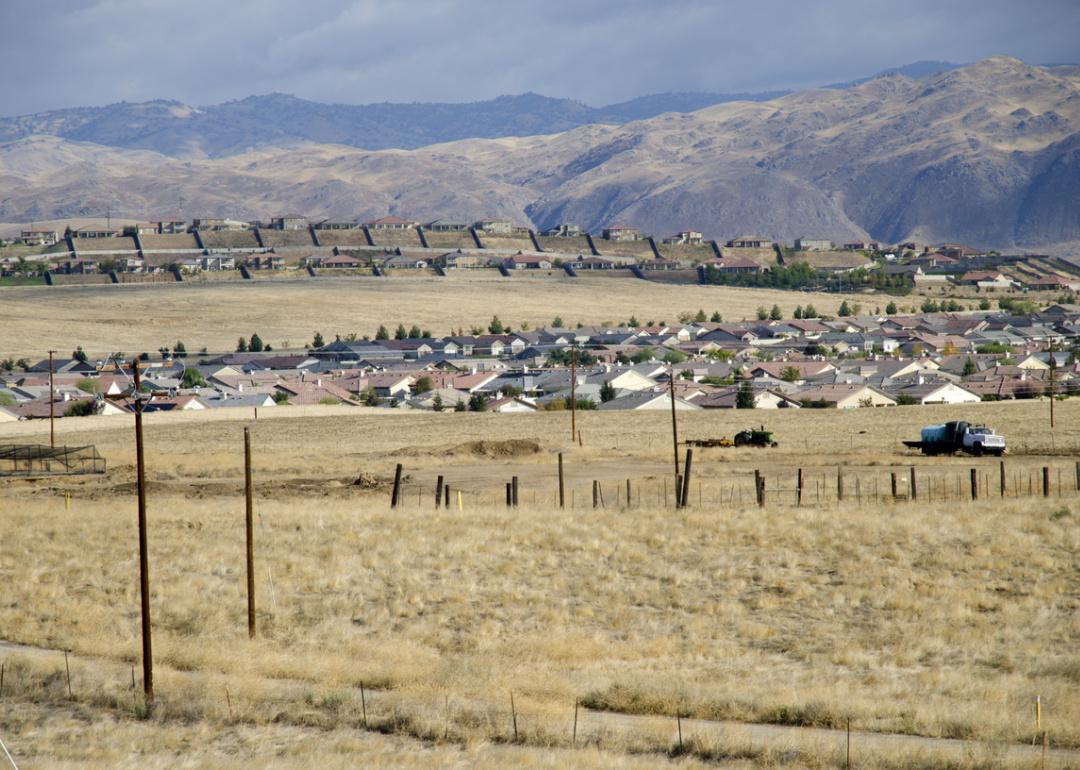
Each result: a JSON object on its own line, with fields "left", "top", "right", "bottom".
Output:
{"left": 1, "top": 402, "right": 1078, "bottom": 767}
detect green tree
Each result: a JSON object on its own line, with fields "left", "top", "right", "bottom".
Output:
{"left": 630, "top": 347, "right": 654, "bottom": 364}
{"left": 272, "top": 391, "right": 290, "bottom": 404}
{"left": 793, "top": 306, "right": 803, "bottom": 320}
{"left": 552, "top": 316, "right": 564, "bottom": 328}
{"left": 663, "top": 350, "right": 687, "bottom": 364}
{"left": 181, "top": 368, "right": 207, "bottom": 388}
{"left": 779, "top": 366, "right": 800, "bottom": 382}
{"left": 72, "top": 346, "right": 88, "bottom": 363}
{"left": 962, "top": 357, "right": 977, "bottom": 376}
{"left": 312, "top": 331, "right": 325, "bottom": 348}
{"left": 249, "top": 333, "right": 264, "bottom": 352}
{"left": 756, "top": 306, "right": 768, "bottom": 320}
{"left": 453, "top": 400, "right": 467, "bottom": 412}
{"left": 710, "top": 311, "right": 722, "bottom": 322}
{"left": 769, "top": 304, "right": 782, "bottom": 321}
{"left": 76, "top": 378, "right": 101, "bottom": 394}
{"left": 468, "top": 392, "right": 488, "bottom": 412}
{"left": 173, "top": 341, "right": 186, "bottom": 355}
{"left": 375, "top": 325, "right": 389, "bottom": 340}
{"left": 838, "top": 300, "right": 852, "bottom": 317}
{"left": 978, "top": 298, "right": 991, "bottom": 311}
{"left": 432, "top": 393, "right": 444, "bottom": 412}
{"left": 885, "top": 301, "right": 898, "bottom": 315}
{"left": 408, "top": 325, "right": 422, "bottom": 339}
{"left": 599, "top": 380, "right": 616, "bottom": 402}
{"left": 413, "top": 376, "right": 433, "bottom": 394}
{"left": 736, "top": 380, "right": 755, "bottom": 409}
{"left": 237, "top": 336, "right": 249, "bottom": 352}
{"left": 394, "top": 324, "right": 407, "bottom": 340}
{"left": 488, "top": 315, "right": 504, "bottom": 334}
{"left": 803, "top": 304, "right": 818, "bottom": 318}
{"left": 694, "top": 309, "right": 707, "bottom": 322}
{"left": 64, "top": 400, "right": 96, "bottom": 417}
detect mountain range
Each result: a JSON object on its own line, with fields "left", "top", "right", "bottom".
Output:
{"left": 0, "top": 58, "right": 1077, "bottom": 251}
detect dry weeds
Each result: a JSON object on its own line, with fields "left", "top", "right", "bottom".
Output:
{"left": 1, "top": 401, "right": 1078, "bottom": 767}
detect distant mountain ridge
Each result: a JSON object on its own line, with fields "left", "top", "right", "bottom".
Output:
{"left": 0, "top": 62, "right": 968, "bottom": 158}
{"left": 0, "top": 58, "right": 1076, "bottom": 252}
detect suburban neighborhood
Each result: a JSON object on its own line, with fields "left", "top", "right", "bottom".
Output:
{"left": 4, "top": 302, "right": 1079, "bottom": 421}
{"left": 2, "top": 214, "right": 1078, "bottom": 295}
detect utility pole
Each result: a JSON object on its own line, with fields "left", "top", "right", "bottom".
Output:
{"left": 48, "top": 350, "right": 56, "bottom": 448}
{"left": 669, "top": 367, "right": 680, "bottom": 507}
{"left": 1048, "top": 340, "right": 1056, "bottom": 430}
{"left": 570, "top": 348, "right": 577, "bottom": 441}
{"left": 132, "top": 360, "right": 153, "bottom": 707}
{"left": 244, "top": 427, "right": 256, "bottom": 639}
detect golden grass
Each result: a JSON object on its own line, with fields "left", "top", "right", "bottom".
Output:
{"left": 0, "top": 272, "right": 863, "bottom": 359}
{"left": 1, "top": 401, "right": 1078, "bottom": 767}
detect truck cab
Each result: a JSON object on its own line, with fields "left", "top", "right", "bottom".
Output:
{"left": 963, "top": 426, "right": 1005, "bottom": 456}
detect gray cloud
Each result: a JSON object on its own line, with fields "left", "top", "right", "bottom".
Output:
{"left": 1, "top": 0, "right": 1078, "bottom": 115}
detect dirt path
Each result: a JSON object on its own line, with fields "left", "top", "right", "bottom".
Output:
{"left": 1, "top": 639, "right": 1075, "bottom": 767}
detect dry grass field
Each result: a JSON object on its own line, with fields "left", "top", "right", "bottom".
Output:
{"left": 0, "top": 272, "right": 864, "bottom": 359}
{"left": 1, "top": 401, "right": 1079, "bottom": 768}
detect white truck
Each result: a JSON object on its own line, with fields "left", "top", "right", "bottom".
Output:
{"left": 903, "top": 421, "right": 1006, "bottom": 456}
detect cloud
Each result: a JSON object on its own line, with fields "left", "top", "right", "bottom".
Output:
{"left": 1, "top": 0, "right": 1077, "bottom": 115}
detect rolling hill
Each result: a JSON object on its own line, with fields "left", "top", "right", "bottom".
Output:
{"left": 0, "top": 57, "right": 1076, "bottom": 250}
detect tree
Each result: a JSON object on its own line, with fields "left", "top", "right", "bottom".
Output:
{"left": 779, "top": 366, "right": 801, "bottom": 382}
{"left": 488, "top": 315, "right": 505, "bottom": 334}
{"left": 312, "top": 331, "right": 325, "bottom": 348}
{"left": 962, "top": 357, "right": 977, "bottom": 376}
{"left": 552, "top": 316, "right": 564, "bottom": 328}
{"left": 793, "top": 306, "right": 803, "bottom": 319}
{"left": 769, "top": 304, "right": 782, "bottom": 321}
{"left": 414, "top": 376, "right": 433, "bottom": 394}
{"left": 249, "top": 333, "right": 264, "bottom": 352}
{"left": 64, "top": 400, "right": 96, "bottom": 417}
{"left": 468, "top": 392, "right": 488, "bottom": 412}
{"left": 736, "top": 380, "right": 755, "bottom": 409}
{"left": 630, "top": 347, "right": 654, "bottom": 364}
{"left": 694, "top": 309, "right": 707, "bottom": 322}
{"left": 72, "top": 346, "right": 88, "bottom": 363}
{"left": 803, "top": 304, "right": 818, "bottom": 318}
{"left": 885, "top": 301, "right": 898, "bottom": 315}
{"left": 663, "top": 350, "right": 687, "bottom": 364}
{"left": 453, "top": 400, "right": 467, "bottom": 412}
{"left": 408, "top": 325, "right": 423, "bottom": 339}
{"left": 236, "top": 336, "right": 248, "bottom": 353}
{"left": 394, "top": 324, "right": 408, "bottom": 340}
{"left": 138, "top": 352, "right": 150, "bottom": 362}
{"left": 710, "top": 311, "right": 722, "bottom": 323}
{"left": 375, "top": 324, "right": 389, "bottom": 340}
{"left": 173, "top": 341, "right": 186, "bottom": 355}
{"left": 181, "top": 368, "right": 207, "bottom": 388}
{"left": 272, "top": 391, "right": 291, "bottom": 405}
{"left": 77, "top": 378, "right": 101, "bottom": 394}
{"left": 599, "top": 380, "right": 616, "bottom": 402}
{"left": 978, "top": 298, "right": 991, "bottom": 311}
{"left": 432, "top": 393, "right": 444, "bottom": 412}
{"left": 838, "top": 300, "right": 852, "bottom": 317}
{"left": 756, "top": 306, "right": 768, "bottom": 320}
{"left": 628, "top": 315, "right": 639, "bottom": 327}
{"left": 921, "top": 299, "right": 939, "bottom": 313}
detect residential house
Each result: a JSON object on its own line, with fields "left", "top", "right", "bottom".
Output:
{"left": 505, "top": 255, "right": 552, "bottom": 270}
{"left": 72, "top": 227, "right": 119, "bottom": 239}
{"left": 891, "top": 381, "right": 982, "bottom": 405}
{"left": 364, "top": 216, "right": 417, "bottom": 230}
{"left": 795, "top": 384, "right": 897, "bottom": 408}
{"left": 269, "top": 215, "right": 308, "bottom": 230}
{"left": 726, "top": 235, "right": 773, "bottom": 249}
{"left": 795, "top": 237, "right": 832, "bottom": 251}
{"left": 19, "top": 229, "right": 59, "bottom": 246}
{"left": 602, "top": 225, "right": 641, "bottom": 241}
{"left": 424, "top": 219, "right": 469, "bottom": 232}
{"left": 843, "top": 240, "right": 880, "bottom": 251}
{"left": 662, "top": 230, "right": 704, "bottom": 245}
{"left": 541, "top": 224, "right": 582, "bottom": 237}
{"left": 474, "top": 219, "right": 514, "bottom": 235}
{"left": 957, "top": 271, "right": 1014, "bottom": 290}
{"left": 596, "top": 390, "right": 701, "bottom": 411}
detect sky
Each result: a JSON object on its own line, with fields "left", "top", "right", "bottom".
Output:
{"left": 1, "top": 0, "right": 1078, "bottom": 115}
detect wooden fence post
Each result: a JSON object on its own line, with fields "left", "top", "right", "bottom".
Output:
{"left": 244, "top": 427, "right": 256, "bottom": 639}
{"left": 626, "top": 479, "right": 632, "bottom": 509}
{"left": 1000, "top": 461, "right": 1006, "bottom": 497}
{"left": 435, "top": 475, "right": 444, "bottom": 508}
{"left": 910, "top": 466, "right": 917, "bottom": 501}
{"left": 680, "top": 449, "right": 693, "bottom": 509}
{"left": 797, "top": 468, "right": 804, "bottom": 506}
{"left": 1043, "top": 466, "right": 1050, "bottom": 497}
{"left": 444, "top": 484, "right": 450, "bottom": 508}
{"left": 891, "top": 472, "right": 898, "bottom": 500}
{"left": 558, "top": 453, "right": 565, "bottom": 509}
{"left": 506, "top": 482, "right": 512, "bottom": 507}
{"left": 512, "top": 476, "right": 519, "bottom": 507}
{"left": 592, "top": 480, "right": 599, "bottom": 509}
{"left": 390, "top": 463, "right": 403, "bottom": 508}
{"left": 970, "top": 468, "right": 978, "bottom": 501}
{"left": 837, "top": 468, "right": 844, "bottom": 502}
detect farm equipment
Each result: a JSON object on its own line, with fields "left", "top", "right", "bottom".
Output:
{"left": 686, "top": 427, "right": 777, "bottom": 449}
{"left": 903, "top": 421, "right": 1005, "bottom": 456}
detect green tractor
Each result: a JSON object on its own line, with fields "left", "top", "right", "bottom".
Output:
{"left": 733, "top": 426, "right": 778, "bottom": 448}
